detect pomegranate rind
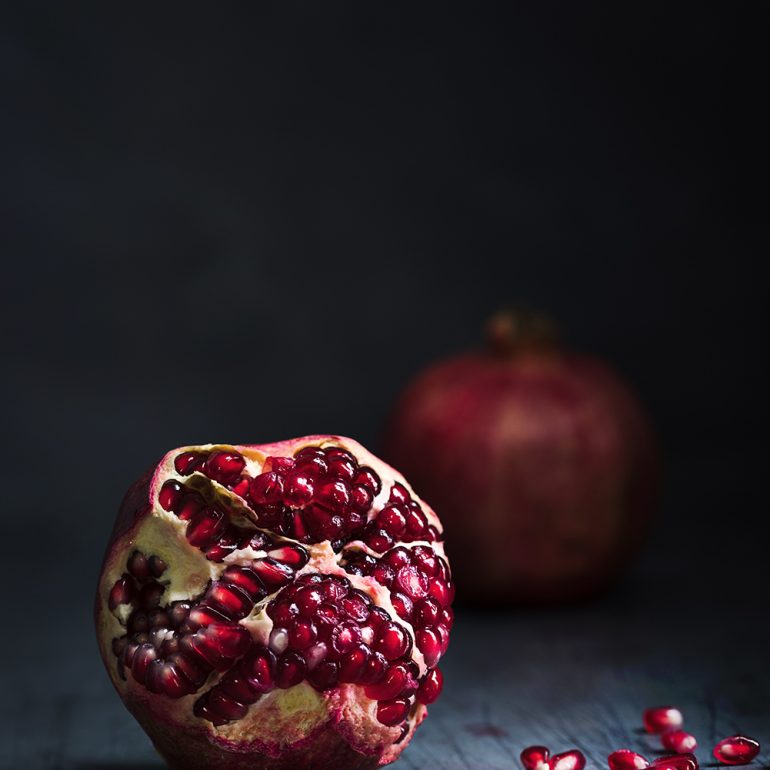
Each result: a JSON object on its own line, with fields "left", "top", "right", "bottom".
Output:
{"left": 95, "top": 435, "right": 443, "bottom": 770}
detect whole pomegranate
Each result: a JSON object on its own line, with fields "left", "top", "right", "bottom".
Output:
{"left": 383, "top": 309, "right": 657, "bottom": 604}
{"left": 95, "top": 436, "right": 452, "bottom": 770}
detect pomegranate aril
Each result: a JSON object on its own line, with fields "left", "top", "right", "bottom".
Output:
{"left": 341, "top": 591, "right": 371, "bottom": 622}
{"left": 206, "top": 582, "right": 254, "bottom": 618}
{"left": 154, "top": 660, "right": 194, "bottom": 698}
{"left": 378, "top": 505, "right": 407, "bottom": 536}
{"left": 367, "top": 529, "right": 394, "bottom": 553}
{"left": 199, "top": 623, "right": 252, "bottom": 658}
{"left": 441, "top": 606, "right": 454, "bottom": 629}
{"left": 176, "top": 495, "right": 203, "bottom": 522}
{"left": 652, "top": 754, "right": 698, "bottom": 770}
{"left": 204, "top": 451, "right": 246, "bottom": 486}
{"left": 283, "top": 471, "right": 315, "bottom": 507}
{"left": 148, "top": 608, "right": 170, "bottom": 628}
{"left": 187, "top": 508, "right": 226, "bottom": 548}
{"left": 338, "top": 644, "right": 370, "bottom": 682}
{"left": 376, "top": 698, "right": 410, "bottom": 727}
{"left": 131, "top": 642, "right": 158, "bottom": 684}
{"left": 187, "top": 605, "right": 230, "bottom": 629}
{"left": 350, "top": 485, "right": 373, "bottom": 511}
{"left": 359, "top": 650, "right": 389, "bottom": 684}
{"left": 220, "top": 673, "right": 260, "bottom": 704}
{"left": 159, "top": 479, "right": 184, "bottom": 512}
{"left": 330, "top": 621, "right": 363, "bottom": 655}
{"left": 416, "top": 626, "right": 442, "bottom": 667}
{"left": 275, "top": 652, "right": 307, "bottom": 688}
{"left": 307, "top": 660, "right": 339, "bottom": 690}
{"left": 609, "top": 750, "right": 650, "bottom": 770}
{"left": 193, "top": 694, "right": 225, "bottom": 725}
{"left": 148, "top": 555, "right": 166, "bottom": 577}
{"left": 644, "top": 706, "right": 684, "bottom": 734}
{"left": 394, "top": 565, "right": 429, "bottom": 600}
{"left": 389, "top": 483, "right": 410, "bottom": 503}
{"left": 413, "top": 598, "right": 440, "bottom": 627}
{"left": 428, "top": 577, "right": 451, "bottom": 608}
{"left": 223, "top": 566, "right": 266, "bottom": 599}
{"left": 713, "top": 738, "right": 760, "bottom": 766}
{"left": 252, "top": 558, "right": 294, "bottom": 590}
{"left": 522, "top": 747, "right": 551, "bottom": 770}
{"left": 208, "top": 688, "right": 248, "bottom": 721}
{"left": 364, "top": 663, "right": 410, "bottom": 701}
{"left": 391, "top": 592, "right": 413, "bottom": 622}
{"left": 404, "top": 507, "right": 428, "bottom": 537}
{"left": 181, "top": 632, "right": 226, "bottom": 669}
{"left": 663, "top": 731, "right": 698, "bottom": 754}
{"left": 295, "top": 586, "right": 323, "bottom": 614}
{"left": 108, "top": 575, "right": 135, "bottom": 609}
{"left": 550, "top": 750, "right": 586, "bottom": 770}
{"left": 241, "top": 647, "right": 276, "bottom": 692}
{"left": 138, "top": 581, "right": 164, "bottom": 608}
{"left": 263, "top": 456, "right": 295, "bottom": 474}
{"left": 372, "top": 563, "right": 395, "bottom": 588}
{"left": 128, "top": 610, "right": 149, "bottom": 634}
{"left": 267, "top": 545, "right": 309, "bottom": 568}
{"left": 175, "top": 451, "right": 207, "bottom": 475}
{"left": 231, "top": 477, "right": 251, "bottom": 498}
{"left": 374, "top": 622, "right": 412, "bottom": 660}
{"left": 249, "top": 472, "right": 285, "bottom": 505}
{"left": 288, "top": 620, "right": 317, "bottom": 650}
{"left": 327, "top": 457, "right": 356, "bottom": 482}
{"left": 295, "top": 454, "right": 328, "bottom": 479}
{"left": 352, "top": 466, "right": 381, "bottom": 494}
{"left": 325, "top": 447, "right": 356, "bottom": 464}
{"left": 416, "top": 667, "right": 443, "bottom": 705}
{"left": 314, "top": 603, "right": 341, "bottom": 627}
{"left": 315, "top": 479, "right": 351, "bottom": 510}
{"left": 294, "top": 446, "right": 325, "bottom": 462}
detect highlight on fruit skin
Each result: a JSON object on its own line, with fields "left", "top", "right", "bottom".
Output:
{"left": 95, "top": 436, "right": 453, "bottom": 770}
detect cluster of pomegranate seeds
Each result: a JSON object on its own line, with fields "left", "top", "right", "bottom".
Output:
{"left": 521, "top": 746, "right": 586, "bottom": 770}
{"left": 341, "top": 544, "right": 454, "bottom": 667}
{"left": 108, "top": 542, "right": 307, "bottom": 699}
{"left": 713, "top": 737, "right": 761, "bottom": 765}
{"left": 194, "top": 572, "right": 440, "bottom": 726}
{"left": 603, "top": 707, "right": 761, "bottom": 770}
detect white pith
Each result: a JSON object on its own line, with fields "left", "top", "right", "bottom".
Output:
{"left": 97, "top": 436, "right": 447, "bottom": 758}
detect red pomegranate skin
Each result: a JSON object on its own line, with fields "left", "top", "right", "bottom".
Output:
{"left": 383, "top": 340, "right": 657, "bottom": 603}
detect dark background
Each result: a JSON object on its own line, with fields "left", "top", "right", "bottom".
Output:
{"left": 1, "top": 4, "right": 766, "bottom": 769}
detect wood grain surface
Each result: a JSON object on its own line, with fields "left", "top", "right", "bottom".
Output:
{"left": 2, "top": 583, "right": 767, "bottom": 770}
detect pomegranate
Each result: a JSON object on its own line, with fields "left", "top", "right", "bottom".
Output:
{"left": 383, "top": 307, "right": 658, "bottom": 603}
{"left": 643, "top": 706, "right": 684, "bottom": 734}
{"left": 713, "top": 736, "right": 760, "bottom": 765}
{"left": 95, "top": 436, "right": 453, "bottom": 770}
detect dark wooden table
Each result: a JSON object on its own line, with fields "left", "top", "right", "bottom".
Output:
{"left": 2, "top": 569, "right": 767, "bottom": 770}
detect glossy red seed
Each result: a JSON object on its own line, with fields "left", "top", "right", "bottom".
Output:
{"left": 383, "top": 546, "right": 412, "bottom": 569}
{"left": 187, "top": 605, "right": 230, "bottom": 629}
{"left": 521, "top": 747, "right": 551, "bottom": 770}
{"left": 374, "top": 622, "right": 411, "bottom": 660}
{"left": 176, "top": 495, "right": 203, "bottom": 522}
{"left": 187, "top": 508, "right": 226, "bottom": 548}
{"left": 338, "top": 644, "right": 370, "bottom": 682}
{"left": 353, "top": 466, "right": 381, "bottom": 494}
{"left": 359, "top": 650, "right": 389, "bottom": 684}
{"left": 208, "top": 689, "right": 248, "bottom": 720}
{"left": 413, "top": 598, "right": 440, "bottom": 627}
{"left": 404, "top": 507, "right": 428, "bottom": 536}
{"left": 108, "top": 576, "right": 135, "bottom": 610}
{"left": 394, "top": 565, "right": 429, "bottom": 600}
{"left": 159, "top": 480, "right": 184, "bottom": 512}
{"left": 223, "top": 566, "right": 265, "bottom": 599}
{"left": 137, "top": 582, "right": 164, "bottom": 608}
{"left": 330, "top": 622, "right": 363, "bottom": 655}
{"left": 220, "top": 673, "right": 260, "bottom": 704}
{"left": 168, "top": 652, "right": 208, "bottom": 686}
{"left": 651, "top": 754, "right": 698, "bottom": 770}
{"left": 340, "top": 591, "right": 370, "bottom": 622}
{"left": 267, "top": 545, "right": 309, "bottom": 568}
{"left": 263, "top": 456, "right": 295, "bottom": 474}
{"left": 175, "top": 451, "right": 207, "bottom": 475}
{"left": 251, "top": 558, "right": 294, "bottom": 590}
{"left": 156, "top": 661, "right": 194, "bottom": 698}
{"left": 416, "top": 667, "right": 443, "bottom": 705}
{"left": 428, "top": 577, "right": 451, "bottom": 607}
{"left": 644, "top": 706, "right": 684, "bottom": 734}
{"left": 327, "top": 457, "right": 356, "bottom": 482}
{"left": 288, "top": 620, "right": 317, "bottom": 650}
{"left": 127, "top": 551, "right": 151, "bottom": 580}
{"left": 249, "top": 472, "right": 285, "bottom": 505}
{"left": 378, "top": 505, "right": 407, "bottom": 536}
{"left": 199, "top": 623, "right": 252, "bottom": 658}
{"left": 307, "top": 660, "right": 339, "bottom": 690}
{"left": 241, "top": 648, "right": 276, "bottom": 692}
{"left": 131, "top": 643, "right": 158, "bottom": 684}
{"left": 389, "top": 483, "right": 410, "bottom": 503}
{"left": 283, "top": 471, "right": 315, "bottom": 506}
{"left": 550, "top": 750, "right": 586, "bottom": 770}
{"left": 376, "top": 698, "right": 410, "bottom": 726}
{"left": 372, "top": 563, "right": 395, "bottom": 587}
{"left": 206, "top": 582, "right": 253, "bottom": 618}
{"left": 275, "top": 652, "right": 307, "bottom": 688}
{"left": 663, "top": 731, "right": 698, "bottom": 754}
{"left": 609, "top": 750, "right": 650, "bottom": 770}
{"left": 364, "top": 663, "right": 409, "bottom": 701}
{"left": 416, "top": 626, "right": 442, "bottom": 667}
{"left": 713, "top": 737, "right": 760, "bottom": 766}
{"left": 315, "top": 479, "right": 351, "bottom": 510}
{"left": 350, "top": 484, "right": 373, "bottom": 511}
{"left": 205, "top": 451, "right": 246, "bottom": 485}
{"left": 231, "top": 477, "right": 251, "bottom": 497}
{"left": 367, "top": 529, "right": 394, "bottom": 552}
{"left": 391, "top": 592, "right": 413, "bottom": 621}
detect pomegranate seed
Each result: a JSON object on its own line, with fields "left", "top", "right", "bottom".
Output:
{"left": 288, "top": 620, "right": 317, "bottom": 650}
{"left": 651, "top": 754, "right": 698, "bottom": 770}
{"left": 391, "top": 592, "right": 413, "bottom": 622}
{"left": 315, "top": 479, "right": 351, "bottom": 510}
{"left": 208, "top": 688, "right": 248, "bottom": 721}
{"left": 138, "top": 582, "right": 164, "bottom": 608}
{"left": 410, "top": 545, "right": 439, "bottom": 576}
{"left": 389, "top": 483, "right": 410, "bottom": 503}
{"left": 159, "top": 480, "right": 184, "bottom": 512}
{"left": 175, "top": 451, "right": 207, "bottom": 475}
{"left": 186, "top": 508, "right": 226, "bottom": 548}
{"left": 326, "top": 447, "right": 356, "bottom": 464}
{"left": 131, "top": 643, "right": 158, "bottom": 684}
{"left": 275, "top": 652, "right": 307, "bottom": 688}
{"left": 307, "top": 660, "right": 339, "bottom": 690}
{"left": 305, "top": 642, "right": 328, "bottom": 671}
{"left": 338, "top": 644, "right": 370, "bottom": 682}
{"left": 521, "top": 746, "right": 551, "bottom": 770}
{"left": 327, "top": 457, "right": 356, "bottom": 482}
{"left": 108, "top": 575, "right": 135, "bottom": 609}
{"left": 350, "top": 485, "right": 373, "bottom": 511}
{"left": 644, "top": 706, "right": 684, "bottom": 734}
{"left": 284, "top": 471, "right": 315, "bottom": 506}
{"left": 231, "top": 477, "right": 250, "bottom": 498}
{"left": 266, "top": 545, "right": 309, "bottom": 568}
{"left": 413, "top": 597, "right": 441, "bottom": 627}
{"left": 206, "top": 582, "right": 253, "bottom": 618}
{"left": 220, "top": 673, "right": 260, "bottom": 704}
{"left": 199, "top": 623, "right": 252, "bottom": 658}
{"left": 376, "top": 698, "right": 410, "bottom": 726}
{"left": 378, "top": 505, "right": 407, "bottom": 536}
{"left": 372, "top": 563, "right": 395, "bottom": 587}
{"left": 187, "top": 605, "right": 230, "bottom": 629}
{"left": 241, "top": 647, "right": 276, "bottom": 692}
{"left": 359, "top": 650, "right": 389, "bottom": 684}
{"left": 663, "top": 731, "right": 698, "bottom": 754}
{"left": 294, "top": 446, "right": 326, "bottom": 462}
{"left": 263, "top": 456, "right": 295, "bottom": 474}
{"left": 713, "top": 737, "right": 760, "bottom": 766}
{"left": 204, "top": 451, "right": 246, "bottom": 486}
{"left": 340, "top": 591, "right": 371, "bottom": 622}
{"left": 367, "top": 529, "right": 394, "bottom": 552}
{"left": 416, "top": 626, "right": 442, "bottom": 667}
{"left": 609, "top": 751, "right": 650, "bottom": 770}
{"left": 416, "top": 667, "right": 443, "bottom": 705}
{"left": 374, "top": 622, "right": 411, "bottom": 660}
{"left": 330, "top": 622, "right": 363, "bottom": 655}
{"left": 251, "top": 558, "right": 294, "bottom": 590}
{"left": 223, "top": 566, "right": 266, "bottom": 599}
{"left": 353, "top": 467, "right": 381, "bottom": 494}
{"left": 249, "top": 472, "right": 285, "bottom": 505}
{"left": 404, "top": 506, "right": 428, "bottom": 537}
{"left": 364, "top": 662, "right": 410, "bottom": 701}
{"left": 127, "top": 551, "right": 151, "bottom": 580}
{"left": 176, "top": 495, "right": 203, "bottom": 522}
{"left": 394, "top": 565, "right": 429, "bottom": 600}
{"left": 550, "top": 750, "right": 586, "bottom": 770}
{"left": 269, "top": 627, "right": 289, "bottom": 655}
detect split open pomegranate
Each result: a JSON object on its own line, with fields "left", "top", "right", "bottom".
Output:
{"left": 95, "top": 436, "right": 453, "bottom": 770}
